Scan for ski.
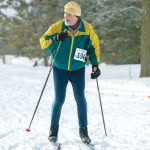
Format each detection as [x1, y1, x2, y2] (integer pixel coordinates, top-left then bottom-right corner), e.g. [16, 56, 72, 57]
[83, 143, 103, 150]
[49, 140, 101, 150]
[50, 142, 61, 150]
[83, 143, 96, 150]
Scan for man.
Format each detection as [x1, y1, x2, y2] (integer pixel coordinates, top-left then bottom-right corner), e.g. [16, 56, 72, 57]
[40, 1, 100, 144]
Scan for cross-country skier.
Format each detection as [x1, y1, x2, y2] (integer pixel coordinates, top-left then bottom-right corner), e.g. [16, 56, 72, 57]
[39, 1, 100, 144]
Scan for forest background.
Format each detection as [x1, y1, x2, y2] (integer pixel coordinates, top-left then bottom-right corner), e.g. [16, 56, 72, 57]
[0, 0, 149, 76]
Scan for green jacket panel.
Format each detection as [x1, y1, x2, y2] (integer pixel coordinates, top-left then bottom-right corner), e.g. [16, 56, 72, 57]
[39, 19, 100, 71]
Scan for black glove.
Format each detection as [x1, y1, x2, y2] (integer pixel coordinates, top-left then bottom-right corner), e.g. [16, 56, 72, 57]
[91, 65, 101, 79]
[56, 30, 68, 41]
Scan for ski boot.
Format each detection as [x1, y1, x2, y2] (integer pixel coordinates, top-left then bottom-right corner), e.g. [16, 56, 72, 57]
[48, 125, 59, 143]
[79, 127, 91, 144]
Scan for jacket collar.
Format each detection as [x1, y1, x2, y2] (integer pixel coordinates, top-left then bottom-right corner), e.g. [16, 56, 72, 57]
[62, 18, 85, 32]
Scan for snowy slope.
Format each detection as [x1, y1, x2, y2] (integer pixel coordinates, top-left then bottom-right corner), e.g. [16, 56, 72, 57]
[0, 57, 150, 150]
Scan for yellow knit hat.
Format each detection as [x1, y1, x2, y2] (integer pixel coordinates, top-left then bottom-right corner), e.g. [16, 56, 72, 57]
[64, 1, 81, 16]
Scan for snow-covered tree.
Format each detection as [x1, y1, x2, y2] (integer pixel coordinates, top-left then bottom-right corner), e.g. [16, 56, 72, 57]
[0, 0, 142, 65]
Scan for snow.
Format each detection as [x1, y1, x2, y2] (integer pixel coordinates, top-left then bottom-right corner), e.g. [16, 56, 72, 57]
[25, 0, 32, 4]
[0, 7, 18, 18]
[0, 0, 31, 18]
[0, 56, 150, 150]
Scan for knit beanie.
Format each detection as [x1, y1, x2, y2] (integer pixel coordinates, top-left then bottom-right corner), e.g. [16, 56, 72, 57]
[64, 1, 81, 16]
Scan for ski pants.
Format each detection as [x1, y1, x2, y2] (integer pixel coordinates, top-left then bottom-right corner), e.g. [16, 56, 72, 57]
[51, 66, 87, 127]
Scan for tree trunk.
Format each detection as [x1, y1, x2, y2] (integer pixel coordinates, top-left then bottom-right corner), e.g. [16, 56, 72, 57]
[140, 0, 150, 77]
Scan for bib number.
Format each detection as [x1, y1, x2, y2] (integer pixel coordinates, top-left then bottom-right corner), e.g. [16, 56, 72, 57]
[74, 48, 87, 62]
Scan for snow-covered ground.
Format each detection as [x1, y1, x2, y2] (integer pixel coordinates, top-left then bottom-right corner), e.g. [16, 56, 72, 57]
[0, 56, 150, 150]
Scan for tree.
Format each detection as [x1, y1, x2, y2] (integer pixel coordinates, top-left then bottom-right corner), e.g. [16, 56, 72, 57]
[0, 0, 142, 64]
[140, 0, 150, 77]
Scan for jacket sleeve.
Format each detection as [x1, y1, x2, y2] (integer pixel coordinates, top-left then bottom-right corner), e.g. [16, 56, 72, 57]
[39, 24, 59, 53]
[86, 24, 100, 65]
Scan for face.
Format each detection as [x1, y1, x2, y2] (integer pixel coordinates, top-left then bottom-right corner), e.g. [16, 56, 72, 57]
[64, 12, 78, 26]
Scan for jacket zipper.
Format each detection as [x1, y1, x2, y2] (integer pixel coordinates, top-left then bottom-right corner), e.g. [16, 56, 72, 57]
[67, 35, 74, 70]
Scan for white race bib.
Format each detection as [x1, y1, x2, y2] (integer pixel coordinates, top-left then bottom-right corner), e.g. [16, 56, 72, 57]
[74, 48, 87, 62]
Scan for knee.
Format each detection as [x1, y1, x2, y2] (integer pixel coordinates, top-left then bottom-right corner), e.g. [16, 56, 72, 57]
[74, 90, 85, 101]
[75, 95, 87, 106]
[54, 96, 65, 107]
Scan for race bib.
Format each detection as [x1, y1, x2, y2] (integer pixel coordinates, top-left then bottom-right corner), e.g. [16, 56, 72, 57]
[74, 48, 87, 62]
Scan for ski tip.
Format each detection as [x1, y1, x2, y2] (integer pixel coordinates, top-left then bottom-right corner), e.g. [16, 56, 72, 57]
[26, 128, 31, 132]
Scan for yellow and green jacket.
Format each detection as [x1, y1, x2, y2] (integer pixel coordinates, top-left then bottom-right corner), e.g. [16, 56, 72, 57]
[39, 18, 100, 71]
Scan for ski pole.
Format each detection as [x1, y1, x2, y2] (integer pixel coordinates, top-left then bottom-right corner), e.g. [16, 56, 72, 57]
[96, 78, 107, 136]
[26, 41, 61, 132]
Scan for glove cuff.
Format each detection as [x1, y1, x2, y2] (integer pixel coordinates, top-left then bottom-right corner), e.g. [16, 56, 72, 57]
[92, 65, 99, 73]
[92, 64, 98, 68]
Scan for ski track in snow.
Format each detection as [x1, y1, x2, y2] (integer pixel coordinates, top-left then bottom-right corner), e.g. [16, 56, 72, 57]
[0, 61, 150, 150]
